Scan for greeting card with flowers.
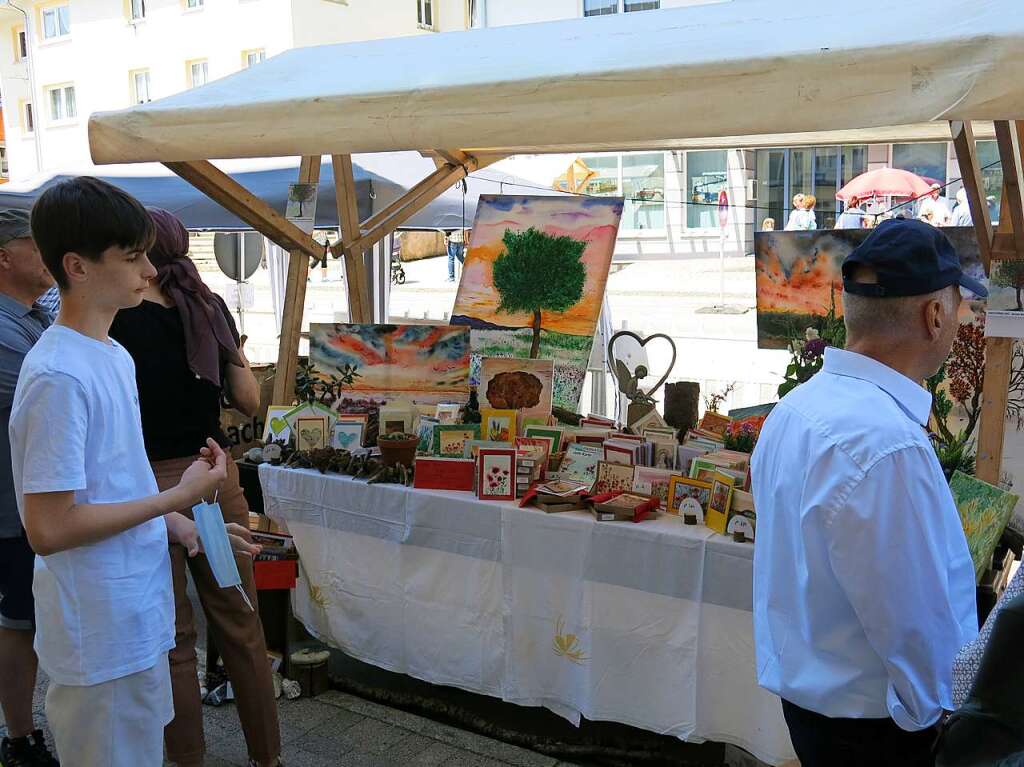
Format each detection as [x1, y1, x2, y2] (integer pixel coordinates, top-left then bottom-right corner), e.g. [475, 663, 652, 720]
[477, 448, 517, 501]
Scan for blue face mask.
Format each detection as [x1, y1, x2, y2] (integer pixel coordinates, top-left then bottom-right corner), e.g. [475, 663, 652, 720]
[192, 501, 254, 612]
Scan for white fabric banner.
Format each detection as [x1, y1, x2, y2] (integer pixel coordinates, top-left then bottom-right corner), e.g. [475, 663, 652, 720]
[260, 465, 794, 764]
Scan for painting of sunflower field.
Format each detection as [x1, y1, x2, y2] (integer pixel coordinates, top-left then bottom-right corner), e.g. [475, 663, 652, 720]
[949, 470, 1020, 583]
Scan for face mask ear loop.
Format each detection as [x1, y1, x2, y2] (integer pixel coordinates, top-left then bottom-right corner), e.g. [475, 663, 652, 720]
[236, 585, 255, 613]
[213, 488, 219, 506]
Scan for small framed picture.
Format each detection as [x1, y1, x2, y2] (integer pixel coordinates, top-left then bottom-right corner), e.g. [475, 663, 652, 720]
[523, 425, 565, 453]
[331, 420, 364, 451]
[705, 471, 736, 535]
[481, 408, 517, 442]
[592, 460, 635, 495]
[667, 476, 712, 515]
[477, 448, 517, 501]
[295, 415, 328, 451]
[433, 424, 482, 458]
[262, 404, 294, 444]
[435, 403, 462, 424]
[416, 417, 440, 453]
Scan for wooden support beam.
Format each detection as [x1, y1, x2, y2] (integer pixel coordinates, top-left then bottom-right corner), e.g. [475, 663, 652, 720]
[995, 121, 1024, 254]
[976, 337, 1014, 484]
[163, 160, 320, 259]
[331, 154, 371, 324]
[272, 156, 322, 405]
[950, 120, 994, 272]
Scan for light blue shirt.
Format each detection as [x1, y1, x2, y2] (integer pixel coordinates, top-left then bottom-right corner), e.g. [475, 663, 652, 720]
[751, 348, 977, 730]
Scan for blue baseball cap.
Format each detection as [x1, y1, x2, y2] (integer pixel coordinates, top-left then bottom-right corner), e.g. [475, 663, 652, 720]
[842, 218, 988, 299]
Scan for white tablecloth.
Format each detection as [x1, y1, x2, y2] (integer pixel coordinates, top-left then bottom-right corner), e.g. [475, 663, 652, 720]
[259, 465, 795, 764]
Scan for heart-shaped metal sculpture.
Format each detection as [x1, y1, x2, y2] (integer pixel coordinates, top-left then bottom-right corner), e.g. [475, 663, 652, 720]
[607, 330, 677, 405]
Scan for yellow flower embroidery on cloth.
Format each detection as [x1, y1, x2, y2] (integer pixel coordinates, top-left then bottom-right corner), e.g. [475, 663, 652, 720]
[552, 616, 588, 665]
[308, 583, 329, 610]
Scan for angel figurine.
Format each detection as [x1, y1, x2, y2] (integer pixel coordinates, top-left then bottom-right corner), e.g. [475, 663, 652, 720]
[614, 360, 656, 408]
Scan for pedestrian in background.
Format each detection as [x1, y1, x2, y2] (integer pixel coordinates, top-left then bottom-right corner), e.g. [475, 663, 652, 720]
[446, 228, 466, 282]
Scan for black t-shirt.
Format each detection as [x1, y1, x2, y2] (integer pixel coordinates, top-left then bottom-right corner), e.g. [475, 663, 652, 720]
[110, 296, 240, 461]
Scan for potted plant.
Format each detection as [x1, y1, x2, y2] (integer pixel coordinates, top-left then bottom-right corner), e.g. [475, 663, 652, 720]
[377, 431, 419, 467]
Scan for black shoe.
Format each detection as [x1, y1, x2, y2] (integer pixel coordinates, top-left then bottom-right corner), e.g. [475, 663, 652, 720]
[0, 730, 59, 766]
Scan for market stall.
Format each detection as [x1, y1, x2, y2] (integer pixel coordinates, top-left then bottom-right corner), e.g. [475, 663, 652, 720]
[85, 3, 1024, 765]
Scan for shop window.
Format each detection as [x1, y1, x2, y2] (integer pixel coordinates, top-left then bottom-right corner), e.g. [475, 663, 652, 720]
[581, 153, 666, 233]
[41, 5, 71, 40]
[892, 142, 947, 186]
[23, 102, 34, 133]
[686, 150, 727, 229]
[129, 0, 146, 21]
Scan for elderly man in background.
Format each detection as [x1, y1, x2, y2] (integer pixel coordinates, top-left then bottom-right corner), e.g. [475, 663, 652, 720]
[919, 182, 952, 225]
[751, 219, 983, 766]
[0, 209, 59, 766]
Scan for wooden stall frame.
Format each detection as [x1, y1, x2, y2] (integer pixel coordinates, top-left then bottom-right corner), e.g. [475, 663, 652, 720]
[164, 150, 502, 402]
[953, 120, 1024, 485]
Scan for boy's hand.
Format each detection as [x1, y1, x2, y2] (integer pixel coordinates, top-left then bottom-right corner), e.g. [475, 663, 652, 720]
[180, 439, 228, 501]
[165, 512, 200, 557]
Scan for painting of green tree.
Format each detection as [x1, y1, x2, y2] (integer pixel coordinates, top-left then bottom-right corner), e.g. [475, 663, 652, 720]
[949, 470, 1020, 583]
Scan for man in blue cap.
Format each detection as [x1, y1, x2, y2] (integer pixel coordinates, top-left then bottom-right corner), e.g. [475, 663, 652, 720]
[0, 208, 59, 766]
[751, 218, 986, 765]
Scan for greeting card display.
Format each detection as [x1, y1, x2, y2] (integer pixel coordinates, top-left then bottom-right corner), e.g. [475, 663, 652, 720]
[556, 443, 603, 487]
[432, 424, 481, 458]
[295, 415, 328, 451]
[416, 416, 439, 453]
[481, 408, 517, 442]
[667, 476, 712, 516]
[413, 457, 476, 491]
[523, 425, 565, 454]
[477, 448, 517, 501]
[331, 421, 364, 451]
[462, 439, 514, 459]
[592, 461, 635, 495]
[705, 471, 736, 534]
[263, 405, 293, 444]
[631, 466, 676, 509]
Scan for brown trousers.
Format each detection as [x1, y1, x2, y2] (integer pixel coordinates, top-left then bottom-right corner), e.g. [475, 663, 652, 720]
[152, 457, 281, 767]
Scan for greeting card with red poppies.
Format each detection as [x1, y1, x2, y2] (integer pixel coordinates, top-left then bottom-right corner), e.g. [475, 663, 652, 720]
[476, 448, 517, 501]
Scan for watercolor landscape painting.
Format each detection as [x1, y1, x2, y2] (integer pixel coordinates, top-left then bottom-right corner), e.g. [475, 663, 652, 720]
[754, 227, 986, 349]
[309, 323, 470, 405]
[949, 470, 1019, 583]
[450, 195, 622, 409]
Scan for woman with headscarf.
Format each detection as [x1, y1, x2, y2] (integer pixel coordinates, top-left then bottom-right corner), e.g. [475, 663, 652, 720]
[109, 209, 281, 767]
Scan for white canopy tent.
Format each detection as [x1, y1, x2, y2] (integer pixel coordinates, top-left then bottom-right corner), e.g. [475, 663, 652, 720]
[89, 0, 1022, 163]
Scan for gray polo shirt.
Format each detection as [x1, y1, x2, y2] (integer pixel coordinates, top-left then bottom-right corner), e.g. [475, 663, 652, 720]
[0, 292, 53, 537]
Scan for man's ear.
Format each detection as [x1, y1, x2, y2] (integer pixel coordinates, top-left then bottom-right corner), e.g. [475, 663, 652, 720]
[0, 247, 11, 272]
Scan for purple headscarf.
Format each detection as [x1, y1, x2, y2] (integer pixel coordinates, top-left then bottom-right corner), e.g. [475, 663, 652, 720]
[147, 207, 241, 387]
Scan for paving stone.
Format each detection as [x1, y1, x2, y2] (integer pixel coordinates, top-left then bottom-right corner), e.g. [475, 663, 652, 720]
[441, 753, 517, 767]
[384, 734, 460, 766]
[415, 719, 557, 767]
[277, 697, 362, 743]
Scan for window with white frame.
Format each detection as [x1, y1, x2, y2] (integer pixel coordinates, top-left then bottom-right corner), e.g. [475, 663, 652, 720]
[41, 5, 71, 40]
[244, 49, 266, 68]
[0, 147, 9, 179]
[23, 102, 34, 132]
[131, 70, 151, 104]
[186, 0, 204, 7]
[130, 0, 146, 21]
[581, 153, 666, 232]
[188, 60, 208, 88]
[46, 84, 76, 121]
[14, 27, 27, 61]
[686, 150, 728, 229]
[583, 0, 659, 16]
[416, 0, 434, 28]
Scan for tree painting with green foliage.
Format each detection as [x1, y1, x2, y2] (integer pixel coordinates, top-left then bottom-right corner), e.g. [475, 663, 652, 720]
[992, 259, 1024, 311]
[492, 227, 587, 358]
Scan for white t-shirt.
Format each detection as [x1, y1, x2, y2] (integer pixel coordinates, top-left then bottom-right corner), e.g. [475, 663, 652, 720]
[9, 324, 173, 686]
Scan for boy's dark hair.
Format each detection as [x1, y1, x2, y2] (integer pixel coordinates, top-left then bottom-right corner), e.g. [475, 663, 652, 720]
[31, 176, 155, 290]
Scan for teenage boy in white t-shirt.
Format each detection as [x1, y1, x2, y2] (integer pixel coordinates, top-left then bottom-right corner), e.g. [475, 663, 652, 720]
[9, 177, 259, 766]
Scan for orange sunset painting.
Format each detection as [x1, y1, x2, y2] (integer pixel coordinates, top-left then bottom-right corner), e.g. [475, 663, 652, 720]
[755, 228, 985, 349]
[309, 323, 471, 405]
[451, 195, 623, 408]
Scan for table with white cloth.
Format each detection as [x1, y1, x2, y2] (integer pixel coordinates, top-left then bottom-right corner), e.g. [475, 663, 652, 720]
[258, 465, 795, 765]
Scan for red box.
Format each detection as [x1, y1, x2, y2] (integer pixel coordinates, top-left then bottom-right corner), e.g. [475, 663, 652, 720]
[254, 559, 297, 590]
[413, 457, 475, 491]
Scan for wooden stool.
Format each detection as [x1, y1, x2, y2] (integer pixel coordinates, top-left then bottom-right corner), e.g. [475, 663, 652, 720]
[289, 648, 330, 697]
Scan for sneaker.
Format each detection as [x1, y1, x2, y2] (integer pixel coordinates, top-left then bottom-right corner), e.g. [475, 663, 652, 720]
[1, 730, 59, 766]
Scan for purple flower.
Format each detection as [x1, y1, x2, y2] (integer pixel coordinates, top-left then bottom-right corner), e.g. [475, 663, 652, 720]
[803, 338, 827, 359]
